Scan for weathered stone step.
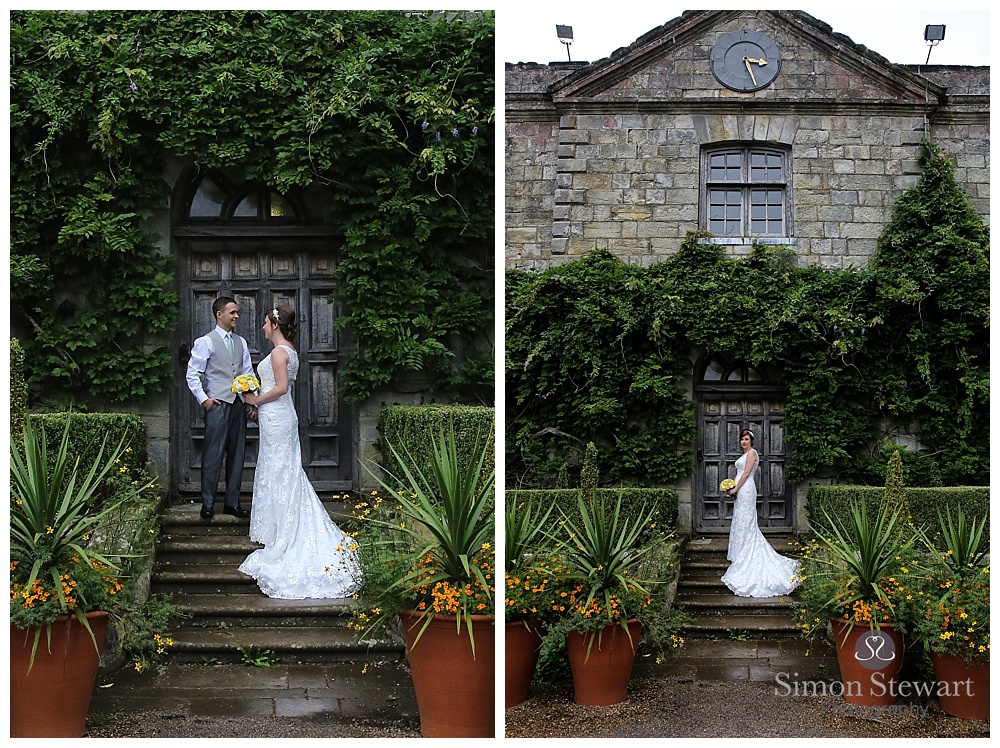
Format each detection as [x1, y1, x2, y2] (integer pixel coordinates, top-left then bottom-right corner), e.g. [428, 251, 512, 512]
[681, 614, 801, 638]
[157, 536, 263, 554]
[683, 558, 731, 570]
[163, 501, 357, 525]
[155, 551, 261, 566]
[684, 536, 802, 553]
[677, 591, 796, 605]
[159, 523, 263, 538]
[174, 593, 354, 617]
[165, 625, 399, 664]
[151, 565, 259, 595]
[168, 593, 356, 629]
[675, 593, 796, 617]
[677, 577, 730, 591]
[153, 566, 257, 584]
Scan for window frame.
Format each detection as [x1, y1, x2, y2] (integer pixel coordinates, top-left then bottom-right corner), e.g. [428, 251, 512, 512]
[185, 170, 305, 223]
[700, 143, 793, 238]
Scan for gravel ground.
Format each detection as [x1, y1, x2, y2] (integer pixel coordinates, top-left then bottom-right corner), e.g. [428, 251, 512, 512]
[504, 675, 990, 738]
[84, 675, 989, 738]
[86, 710, 420, 738]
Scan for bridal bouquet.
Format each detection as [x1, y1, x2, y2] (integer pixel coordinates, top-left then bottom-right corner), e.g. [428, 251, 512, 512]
[719, 479, 736, 492]
[231, 374, 260, 415]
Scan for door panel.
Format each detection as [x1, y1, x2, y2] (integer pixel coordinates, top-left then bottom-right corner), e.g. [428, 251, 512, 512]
[695, 393, 791, 531]
[176, 238, 352, 494]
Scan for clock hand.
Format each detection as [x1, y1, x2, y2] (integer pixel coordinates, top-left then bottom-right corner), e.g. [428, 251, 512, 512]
[745, 56, 768, 67]
[743, 57, 758, 86]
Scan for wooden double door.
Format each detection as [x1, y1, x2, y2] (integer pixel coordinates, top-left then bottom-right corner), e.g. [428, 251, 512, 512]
[695, 390, 792, 533]
[175, 235, 353, 495]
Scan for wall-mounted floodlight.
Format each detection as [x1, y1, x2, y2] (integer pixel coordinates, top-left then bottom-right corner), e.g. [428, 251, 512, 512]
[557, 25, 573, 61]
[924, 24, 945, 64]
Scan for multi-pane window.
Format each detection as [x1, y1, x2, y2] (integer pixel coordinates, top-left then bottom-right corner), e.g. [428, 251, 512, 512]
[703, 146, 790, 237]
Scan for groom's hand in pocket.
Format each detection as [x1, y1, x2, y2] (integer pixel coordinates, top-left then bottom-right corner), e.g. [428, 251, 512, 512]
[203, 398, 219, 410]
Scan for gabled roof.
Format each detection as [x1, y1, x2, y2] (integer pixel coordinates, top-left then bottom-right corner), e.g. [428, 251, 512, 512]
[546, 10, 946, 104]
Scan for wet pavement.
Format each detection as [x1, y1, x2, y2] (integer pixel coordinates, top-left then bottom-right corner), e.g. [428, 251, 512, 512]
[87, 659, 421, 738]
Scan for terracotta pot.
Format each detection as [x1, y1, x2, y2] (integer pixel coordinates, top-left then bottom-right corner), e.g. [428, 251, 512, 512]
[565, 618, 642, 706]
[505, 619, 543, 709]
[930, 651, 990, 720]
[10, 611, 110, 738]
[400, 610, 495, 738]
[830, 619, 905, 707]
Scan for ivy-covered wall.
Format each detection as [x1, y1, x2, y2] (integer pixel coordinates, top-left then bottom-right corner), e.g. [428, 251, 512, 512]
[11, 10, 494, 408]
[506, 145, 988, 505]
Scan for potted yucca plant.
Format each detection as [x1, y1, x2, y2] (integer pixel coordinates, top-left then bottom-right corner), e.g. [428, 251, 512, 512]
[10, 416, 137, 737]
[351, 421, 495, 738]
[909, 505, 989, 720]
[504, 497, 554, 708]
[795, 499, 919, 708]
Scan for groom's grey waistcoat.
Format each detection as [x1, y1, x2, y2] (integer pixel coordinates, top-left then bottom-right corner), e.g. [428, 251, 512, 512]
[203, 330, 246, 403]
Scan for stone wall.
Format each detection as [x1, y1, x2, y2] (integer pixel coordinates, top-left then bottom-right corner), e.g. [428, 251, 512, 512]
[506, 10, 989, 271]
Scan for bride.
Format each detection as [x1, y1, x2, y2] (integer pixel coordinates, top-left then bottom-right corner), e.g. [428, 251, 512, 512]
[720, 429, 800, 598]
[239, 306, 359, 599]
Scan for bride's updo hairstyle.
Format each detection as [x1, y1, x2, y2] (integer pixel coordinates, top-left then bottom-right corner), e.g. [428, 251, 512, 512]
[740, 428, 755, 446]
[266, 305, 298, 344]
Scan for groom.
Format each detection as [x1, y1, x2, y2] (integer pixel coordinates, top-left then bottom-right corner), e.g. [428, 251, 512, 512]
[185, 296, 253, 520]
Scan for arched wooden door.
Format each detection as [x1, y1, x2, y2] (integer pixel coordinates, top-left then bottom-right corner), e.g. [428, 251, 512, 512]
[172, 170, 353, 496]
[694, 354, 792, 533]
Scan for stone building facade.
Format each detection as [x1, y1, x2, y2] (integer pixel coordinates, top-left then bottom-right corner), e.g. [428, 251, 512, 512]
[505, 10, 989, 533]
[506, 9, 989, 271]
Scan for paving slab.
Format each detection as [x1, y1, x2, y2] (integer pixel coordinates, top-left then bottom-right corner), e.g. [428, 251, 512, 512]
[90, 660, 419, 728]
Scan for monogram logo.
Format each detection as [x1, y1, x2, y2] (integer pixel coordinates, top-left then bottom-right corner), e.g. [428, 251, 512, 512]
[854, 630, 897, 671]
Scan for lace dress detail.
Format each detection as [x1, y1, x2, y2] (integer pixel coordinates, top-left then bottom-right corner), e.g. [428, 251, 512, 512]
[720, 450, 801, 598]
[238, 345, 359, 599]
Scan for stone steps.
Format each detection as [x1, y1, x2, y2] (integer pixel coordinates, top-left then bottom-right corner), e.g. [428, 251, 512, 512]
[151, 501, 402, 664]
[675, 534, 802, 639]
[165, 627, 400, 664]
[637, 636, 838, 682]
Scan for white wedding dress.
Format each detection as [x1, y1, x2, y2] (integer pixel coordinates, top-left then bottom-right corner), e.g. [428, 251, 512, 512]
[238, 345, 359, 599]
[720, 450, 800, 598]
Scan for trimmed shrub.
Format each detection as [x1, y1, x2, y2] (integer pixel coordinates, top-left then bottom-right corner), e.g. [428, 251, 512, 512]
[10, 338, 28, 446]
[377, 404, 495, 488]
[806, 484, 988, 545]
[27, 412, 153, 507]
[507, 487, 679, 544]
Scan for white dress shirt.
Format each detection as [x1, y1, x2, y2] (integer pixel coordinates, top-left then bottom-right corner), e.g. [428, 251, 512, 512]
[186, 325, 254, 405]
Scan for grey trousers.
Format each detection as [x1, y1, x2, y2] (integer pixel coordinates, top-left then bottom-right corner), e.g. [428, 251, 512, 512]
[201, 399, 246, 510]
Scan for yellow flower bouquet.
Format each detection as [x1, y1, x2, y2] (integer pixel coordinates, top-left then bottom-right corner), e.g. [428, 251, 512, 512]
[231, 374, 260, 415]
[719, 479, 736, 492]
[230, 374, 260, 394]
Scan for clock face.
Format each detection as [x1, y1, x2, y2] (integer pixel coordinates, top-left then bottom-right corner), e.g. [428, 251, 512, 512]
[710, 30, 781, 92]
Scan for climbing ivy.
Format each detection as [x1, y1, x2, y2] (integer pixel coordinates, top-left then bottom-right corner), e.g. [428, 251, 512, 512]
[506, 143, 988, 488]
[10, 10, 494, 404]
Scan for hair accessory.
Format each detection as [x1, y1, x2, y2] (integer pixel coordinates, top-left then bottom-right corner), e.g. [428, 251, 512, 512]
[272, 308, 279, 322]
[746, 430, 754, 438]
